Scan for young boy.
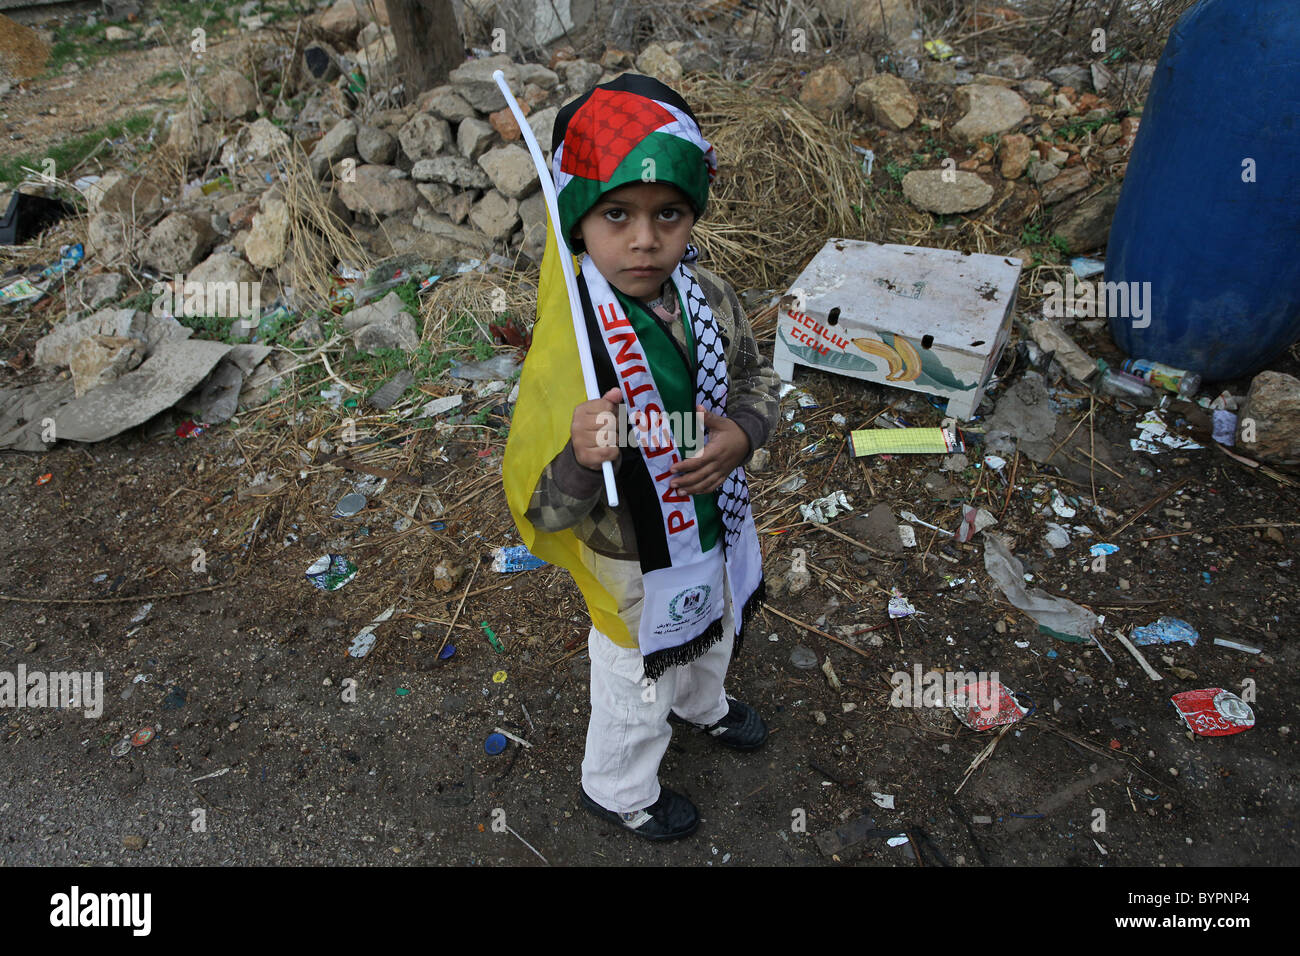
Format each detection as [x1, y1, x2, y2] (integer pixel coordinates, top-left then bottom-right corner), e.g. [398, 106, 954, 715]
[503, 73, 780, 841]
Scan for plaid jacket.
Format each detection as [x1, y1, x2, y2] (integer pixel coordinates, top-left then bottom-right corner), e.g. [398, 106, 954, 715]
[524, 265, 780, 560]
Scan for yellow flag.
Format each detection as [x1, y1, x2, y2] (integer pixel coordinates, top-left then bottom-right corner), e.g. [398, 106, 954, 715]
[502, 217, 636, 647]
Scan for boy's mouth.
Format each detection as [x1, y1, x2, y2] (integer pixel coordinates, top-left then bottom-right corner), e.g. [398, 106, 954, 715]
[626, 267, 659, 276]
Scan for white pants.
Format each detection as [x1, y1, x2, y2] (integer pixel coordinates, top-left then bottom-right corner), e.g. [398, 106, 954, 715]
[579, 549, 734, 814]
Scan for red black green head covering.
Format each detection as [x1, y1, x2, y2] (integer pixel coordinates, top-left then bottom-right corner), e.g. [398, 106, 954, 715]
[551, 73, 717, 256]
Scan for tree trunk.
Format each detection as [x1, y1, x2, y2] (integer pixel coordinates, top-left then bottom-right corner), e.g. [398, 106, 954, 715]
[387, 0, 464, 96]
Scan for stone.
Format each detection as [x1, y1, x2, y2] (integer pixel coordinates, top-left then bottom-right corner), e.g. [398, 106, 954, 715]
[664, 39, 716, 75]
[80, 170, 126, 216]
[411, 208, 493, 253]
[220, 118, 290, 168]
[988, 53, 1033, 79]
[1237, 371, 1300, 464]
[1040, 164, 1091, 204]
[207, 69, 259, 120]
[354, 313, 419, 352]
[303, 41, 341, 82]
[454, 119, 494, 165]
[800, 63, 854, 113]
[950, 84, 1029, 144]
[557, 59, 603, 96]
[318, 0, 362, 42]
[244, 198, 290, 269]
[69, 335, 144, 397]
[356, 125, 397, 165]
[1030, 160, 1060, 184]
[477, 145, 539, 200]
[1049, 182, 1120, 253]
[311, 118, 357, 178]
[414, 181, 453, 207]
[854, 73, 917, 130]
[417, 86, 476, 123]
[74, 273, 126, 311]
[355, 30, 398, 84]
[189, 250, 257, 286]
[448, 54, 522, 112]
[601, 48, 634, 71]
[901, 169, 993, 214]
[337, 165, 422, 217]
[97, 174, 164, 218]
[398, 113, 452, 163]
[86, 212, 129, 266]
[818, 0, 915, 44]
[518, 192, 547, 262]
[1046, 65, 1091, 90]
[747, 447, 770, 472]
[139, 213, 217, 274]
[1018, 78, 1054, 100]
[165, 109, 219, 162]
[488, 104, 527, 142]
[526, 106, 559, 153]
[970, 73, 1017, 88]
[517, 62, 559, 89]
[442, 190, 474, 224]
[411, 155, 491, 189]
[999, 132, 1032, 179]
[468, 190, 520, 240]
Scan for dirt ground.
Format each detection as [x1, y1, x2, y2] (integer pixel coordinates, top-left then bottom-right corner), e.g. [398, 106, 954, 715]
[1, 8, 1297, 870]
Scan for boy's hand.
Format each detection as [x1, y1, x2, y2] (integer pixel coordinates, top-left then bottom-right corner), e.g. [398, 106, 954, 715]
[572, 387, 623, 471]
[668, 405, 751, 495]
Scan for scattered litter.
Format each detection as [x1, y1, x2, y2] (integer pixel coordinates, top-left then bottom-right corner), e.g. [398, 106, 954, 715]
[948, 679, 1029, 731]
[821, 657, 842, 691]
[777, 475, 807, 494]
[1213, 638, 1261, 655]
[333, 493, 367, 518]
[305, 554, 358, 591]
[484, 733, 508, 755]
[1050, 491, 1077, 518]
[1090, 543, 1119, 557]
[800, 489, 852, 524]
[1132, 616, 1199, 648]
[130, 727, 155, 748]
[924, 38, 954, 59]
[1171, 688, 1255, 736]
[110, 738, 132, 758]
[872, 792, 896, 809]
[898, 510, 954, 537]
[1043, 523, 1071, 550]
[1109, 629, 1163, 681]
[1121, 359, 1201, 400]
[347, 606, 395, 658]
[983, 534, 1098, 641]
[492, 670, 508, 684]
[491, 544, 547, 573]
[130, 603, 152, 624]
[35, 473, 53, 485]
[439, 644, 456, 660]
[898, 524, 917, 548]
[415, 393, 464, 419]
[1070, 257, 1105, 279]
[886, 835, 910, 848]
[481, 622, 504, 653]
[367, 370, 414, 410]
[448, 354, 521, 381]
[1132, 410, 1204, 453]
[1028, 319, 1097, 384]
[396, 687, 411, 696]
[849, 426, 963, 458]
[954, 505, 997, 543]
[887, 590, 915, 619]
[790, 645, 818, 669]
[175, 420, 209, 438]
[1211, 409, 1237, 445]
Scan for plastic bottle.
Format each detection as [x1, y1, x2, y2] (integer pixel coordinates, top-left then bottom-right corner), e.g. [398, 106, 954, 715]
[1121, 359, 1201, 400]
[1094, 361, 1156, 403]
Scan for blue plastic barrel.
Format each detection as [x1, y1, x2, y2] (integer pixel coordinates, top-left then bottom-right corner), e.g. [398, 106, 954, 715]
[1105, 0, 1300, 382]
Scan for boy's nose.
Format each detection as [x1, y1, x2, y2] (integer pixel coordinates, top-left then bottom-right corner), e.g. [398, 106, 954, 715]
[629, 216, 659, 250]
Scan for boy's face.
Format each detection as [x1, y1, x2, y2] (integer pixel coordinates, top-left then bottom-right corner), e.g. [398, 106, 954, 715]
[572, 182, 696, 301]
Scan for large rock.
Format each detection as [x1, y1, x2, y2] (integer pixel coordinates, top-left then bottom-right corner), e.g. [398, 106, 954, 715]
[999, 132, 1033, 179]
[988, 53, 1034, 79]
[902, 169, 993, 214]
[317, 0, 364, 43]
[398, 113, 452, 163]
[69, 335, 144, 398]
[468, 190, 521, 240]
[517, 62, 559, 90]
[207, 69, 259, 119]
[800, 63, 854, 113]
[138, 213, 217, 274]
[86, 212, 130, 266]
[412, 208, 494, 253]
[189, 250, 257, 286]
[1237, 371, 1300, 464]
[1049, 182, 1120, 253]
[854, 72, 917, 130]
[417, 86, 476, 123]
[356, 124, 397, 165]
[635, 44, 683, 86]
[97, 174, 164, 218]
[557, 59, 602, 96]
[311, 118, 357, 178]
[519, 192, 546, 262]
[165, 109, 219, 163]
[221, 117, 290, 168]
[950, 84, 1030, 144]
[244, 198, 290, 269]
[526, 106, 559, 153]
[73, 272, 127, 312]
[1040, 164, 1091, 204]
[337, 165, 422, 217]
[344, 291, 420, 352]
[448, 54, 522, 112]
[477, 145, 539, 200]
[412, 155, 491, 189]
[457, 117, 496, 161]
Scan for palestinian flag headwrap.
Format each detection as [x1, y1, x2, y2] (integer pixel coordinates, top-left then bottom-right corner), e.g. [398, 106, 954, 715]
[504, 73, 764, 681]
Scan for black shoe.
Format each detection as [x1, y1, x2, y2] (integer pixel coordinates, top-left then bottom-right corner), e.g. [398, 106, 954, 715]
[671, 696, 768, 751]
[579, 786, 699, 841]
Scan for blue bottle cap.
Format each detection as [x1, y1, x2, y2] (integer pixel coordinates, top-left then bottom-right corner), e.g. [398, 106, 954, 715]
[439, 644, 456, 660]
[484, 733, 507, 755]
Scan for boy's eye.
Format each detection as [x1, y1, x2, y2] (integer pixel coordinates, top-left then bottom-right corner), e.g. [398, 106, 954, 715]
[604, 208, 627, 222]
[660, 208, 683, 221]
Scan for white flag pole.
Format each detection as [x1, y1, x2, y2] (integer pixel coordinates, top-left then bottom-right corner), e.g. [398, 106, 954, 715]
[492, 69, 618, 508]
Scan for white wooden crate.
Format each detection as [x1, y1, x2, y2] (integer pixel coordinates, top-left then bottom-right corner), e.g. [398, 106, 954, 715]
[772, 239, 1022, 420]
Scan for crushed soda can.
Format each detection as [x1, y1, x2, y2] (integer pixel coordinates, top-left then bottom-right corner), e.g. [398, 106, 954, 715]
[110, 738, 133, 758]
[1171, 688, 1254, 737]
[305, 554, 358, 591]
[491, 544, 547, 573]
[1132, 616, 1199, 648]
[333, 493, 367, 518]
[948, 679, 1028, 731]
[887, 590, 915, 619]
